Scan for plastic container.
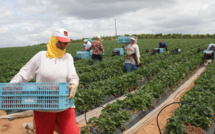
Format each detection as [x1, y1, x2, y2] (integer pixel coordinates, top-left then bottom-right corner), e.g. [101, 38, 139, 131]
[117, 36, 138, 44]
[88, 38, 93, 43]
[0, 82, 74, 110]
[153, 48, 164, 54]
[76, 51, 91, 59]
[204, 50, 213, 54]
[113, 48, 124, 55]
[159, 48, 164, 53]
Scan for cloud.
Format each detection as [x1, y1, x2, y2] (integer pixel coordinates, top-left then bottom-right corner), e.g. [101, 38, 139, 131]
[23, 0, 176, 19]
[0, 0, 215, 48]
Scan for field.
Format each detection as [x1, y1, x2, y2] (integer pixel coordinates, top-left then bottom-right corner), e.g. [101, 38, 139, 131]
[0, 39, 215, 134]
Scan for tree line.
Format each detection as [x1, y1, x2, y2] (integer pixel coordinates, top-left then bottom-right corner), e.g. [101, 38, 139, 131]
[71, 33, 215, 43]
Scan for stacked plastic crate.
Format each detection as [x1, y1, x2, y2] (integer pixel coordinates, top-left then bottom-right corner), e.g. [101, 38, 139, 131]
[117, 36, 138, 44]
[76, 51, 91, 59]
[0, 82, 73, 110]
[153, 48, 164, 54]
[113, 48, 124, 55]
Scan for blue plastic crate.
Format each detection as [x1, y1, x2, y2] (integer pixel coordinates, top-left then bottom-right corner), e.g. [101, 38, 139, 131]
[204, 50, 213, 54]
[117, 36, 138, 44]
[159, 48, 164, 53]
[76, 51, 91, 59]
[0, 82, 74, 110]
[88, 38, 93, 43]
[113, 48, 124, 55]
[154, 48, 164, 53]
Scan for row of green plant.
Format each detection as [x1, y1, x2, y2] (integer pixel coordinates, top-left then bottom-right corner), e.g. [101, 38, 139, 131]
[164, 61, 215, 133]
[0, 39, 211, 83]
[75, 50, 192, 113]
[0, 39, 213, 133]
[80, 50, 203, 133]
[78, 50, 172, 87]
[74, 42, 205, 113]
[77, 40, 207, 88]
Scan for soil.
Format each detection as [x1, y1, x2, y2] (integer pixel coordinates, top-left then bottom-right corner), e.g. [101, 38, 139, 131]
[185, 126, 205, 134]
[0, 110, 33, 134]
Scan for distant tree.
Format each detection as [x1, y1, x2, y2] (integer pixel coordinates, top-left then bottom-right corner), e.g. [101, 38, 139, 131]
[211, 34, 215, 38]
[124, 34, 130, 36]
[155, 33, 163, 39]
[205, 33, 211, 38]
[182, 34, 192, 39]
[163, 34, 171, 39]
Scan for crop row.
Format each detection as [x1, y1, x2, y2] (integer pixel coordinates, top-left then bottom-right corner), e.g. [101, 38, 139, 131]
[80, 49, 203, 133]
[74, 44, 204, 113]
[164, 61, 215, 133]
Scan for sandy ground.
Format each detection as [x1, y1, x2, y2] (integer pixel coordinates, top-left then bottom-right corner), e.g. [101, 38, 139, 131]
[0, 110, 33, 134]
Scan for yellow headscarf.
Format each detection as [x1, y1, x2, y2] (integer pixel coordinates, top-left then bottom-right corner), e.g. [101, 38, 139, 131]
[46, 36, 68, 58]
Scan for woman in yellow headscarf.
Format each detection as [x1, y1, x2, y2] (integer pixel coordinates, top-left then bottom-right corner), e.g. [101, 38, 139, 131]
[10, 28, 80, 134]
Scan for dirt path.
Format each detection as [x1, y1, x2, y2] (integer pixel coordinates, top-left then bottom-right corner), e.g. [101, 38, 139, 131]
[0, 110, 33, 134]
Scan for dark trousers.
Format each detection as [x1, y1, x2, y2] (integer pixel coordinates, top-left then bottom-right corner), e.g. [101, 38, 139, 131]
[92, 54, 103, 64]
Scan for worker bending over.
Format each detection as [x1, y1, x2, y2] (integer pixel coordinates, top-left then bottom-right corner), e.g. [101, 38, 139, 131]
[158, 41, 169, 53]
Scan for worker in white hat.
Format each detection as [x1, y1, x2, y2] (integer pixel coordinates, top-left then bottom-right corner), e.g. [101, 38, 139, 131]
[83, 38, 92, 51]
[125, 36, 141, 72]
[10, 28, 80, 134]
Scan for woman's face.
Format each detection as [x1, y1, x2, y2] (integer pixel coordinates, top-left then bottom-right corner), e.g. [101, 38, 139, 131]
[131, 39, 135, 44]
[56, 41, 68, 50]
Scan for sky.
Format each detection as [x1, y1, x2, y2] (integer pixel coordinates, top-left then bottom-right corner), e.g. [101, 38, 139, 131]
[0, 0, 215, 48]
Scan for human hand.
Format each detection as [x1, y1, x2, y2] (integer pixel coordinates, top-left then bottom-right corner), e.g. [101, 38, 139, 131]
[137, 58, 141, 65]
[69, 83, 78, 99]
[126, 54, 131, 59]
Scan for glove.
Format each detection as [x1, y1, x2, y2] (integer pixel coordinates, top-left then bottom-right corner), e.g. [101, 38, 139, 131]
[69, 83, 78, 99]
